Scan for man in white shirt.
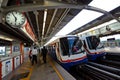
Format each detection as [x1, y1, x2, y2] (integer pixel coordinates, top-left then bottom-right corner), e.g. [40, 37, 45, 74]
[31, 46, 38, 65]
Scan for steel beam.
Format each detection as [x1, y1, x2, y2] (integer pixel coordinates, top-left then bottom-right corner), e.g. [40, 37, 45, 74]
[85, 6, 120, 22]
[1, 1, 85, 12]
[34, 11, 40, 41]
[45, 9, 58, 37]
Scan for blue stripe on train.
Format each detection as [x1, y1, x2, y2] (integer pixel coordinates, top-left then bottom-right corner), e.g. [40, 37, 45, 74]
[60, 58, 88, 70]
[87, 52, 106, 60]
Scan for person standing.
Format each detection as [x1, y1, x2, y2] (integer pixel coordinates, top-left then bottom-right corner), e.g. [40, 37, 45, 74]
[31, 46, 38, 65]
[41, 46, 48, 63]
[28, 49, 32, 62]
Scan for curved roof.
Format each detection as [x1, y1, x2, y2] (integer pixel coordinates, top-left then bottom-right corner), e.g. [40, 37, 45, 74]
[0, 0, 120, 46]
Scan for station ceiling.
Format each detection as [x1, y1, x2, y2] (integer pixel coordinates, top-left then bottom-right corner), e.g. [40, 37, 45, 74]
[0, 0, 120, 46]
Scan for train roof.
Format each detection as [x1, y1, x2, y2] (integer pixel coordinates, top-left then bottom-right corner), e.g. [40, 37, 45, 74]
[79, 35, 98, 39]
[47, 35, 78, 45]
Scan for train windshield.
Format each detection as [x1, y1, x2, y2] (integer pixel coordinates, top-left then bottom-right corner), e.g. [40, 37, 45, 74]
[68, 37, 83, 55]
[60, 36, 83, 56]
[86, 36, 102, 50]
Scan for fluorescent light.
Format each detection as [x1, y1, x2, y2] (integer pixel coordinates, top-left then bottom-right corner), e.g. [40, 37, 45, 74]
[42, 9, 47, 37]
[0, 36, 13, 41]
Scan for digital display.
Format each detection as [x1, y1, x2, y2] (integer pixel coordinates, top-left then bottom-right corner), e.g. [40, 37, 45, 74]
[0, 46, 6, 55]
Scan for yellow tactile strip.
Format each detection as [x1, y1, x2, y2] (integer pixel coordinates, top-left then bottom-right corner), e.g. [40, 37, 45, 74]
[18, 60, 33, 80]
[21, 56, 64, 80]
[20, 66, 33, 80]
[49, 58, 64, 80]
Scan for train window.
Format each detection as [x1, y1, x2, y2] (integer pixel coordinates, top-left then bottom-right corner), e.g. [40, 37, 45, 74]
[82, 40, 87, 49]
[87, 36, 100, 50]
[68, 37, 84, 54]
[59, 36, 84, 56]
[60, 37, 69, 56]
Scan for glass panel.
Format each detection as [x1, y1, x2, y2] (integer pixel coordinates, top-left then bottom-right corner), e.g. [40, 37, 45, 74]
[86, 36, 100, 49]
[60, 36, 85, 56]
[68, 37, 84, 54]
[60, 37, 69, 56]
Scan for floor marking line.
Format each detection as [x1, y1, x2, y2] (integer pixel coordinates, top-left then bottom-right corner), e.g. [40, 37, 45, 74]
[49, 58, 64, 80]
[20, 66, 34, 80]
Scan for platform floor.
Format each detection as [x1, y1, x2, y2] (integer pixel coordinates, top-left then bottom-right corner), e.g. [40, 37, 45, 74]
[29, 57, 60, 80]
[4, 56, 63, 80]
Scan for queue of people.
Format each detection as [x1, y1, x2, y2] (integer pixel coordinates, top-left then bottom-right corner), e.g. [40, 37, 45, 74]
[28, 46, 48, 65]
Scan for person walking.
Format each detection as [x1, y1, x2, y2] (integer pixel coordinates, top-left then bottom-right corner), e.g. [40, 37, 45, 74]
[31, 46, 38, 65]
[41, 46, 48, 63]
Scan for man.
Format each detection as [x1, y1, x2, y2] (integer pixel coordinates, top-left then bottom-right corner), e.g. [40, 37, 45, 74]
[31, 46, 38, 65]
[41, 46, 48, 63]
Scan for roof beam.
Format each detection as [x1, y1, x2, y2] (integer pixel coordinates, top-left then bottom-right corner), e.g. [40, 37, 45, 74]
[85, 6, 120, 22]
[34, 11, 40, 41]
[45, 9, 58, 37]
[1, 1, 85, 12]
[69, 7, 120, 35]
[46, 8, 70, 43]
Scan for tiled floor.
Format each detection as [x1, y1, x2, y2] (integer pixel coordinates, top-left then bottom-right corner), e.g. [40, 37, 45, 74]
[30, 62, 60, 80]
[5, 56, 61, 80]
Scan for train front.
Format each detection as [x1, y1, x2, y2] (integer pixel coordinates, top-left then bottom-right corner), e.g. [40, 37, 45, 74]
[58, 36, 88, 69]
[85, 36, 106, 60]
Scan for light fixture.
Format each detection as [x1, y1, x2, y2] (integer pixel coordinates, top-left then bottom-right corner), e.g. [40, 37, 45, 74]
[0, 36, 13, 41]
[42, 9, 47, 38]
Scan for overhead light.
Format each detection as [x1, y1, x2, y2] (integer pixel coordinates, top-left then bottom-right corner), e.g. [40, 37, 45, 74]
[0, 36, 13, 41]
[42, 9, 47, 38]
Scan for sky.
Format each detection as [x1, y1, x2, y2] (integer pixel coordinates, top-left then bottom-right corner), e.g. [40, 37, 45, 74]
[45, 0, 120, 45]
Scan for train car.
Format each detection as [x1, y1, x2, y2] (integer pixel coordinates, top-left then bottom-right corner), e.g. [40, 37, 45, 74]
[80, 35, 106, 60]
[47, 35, 88, 70]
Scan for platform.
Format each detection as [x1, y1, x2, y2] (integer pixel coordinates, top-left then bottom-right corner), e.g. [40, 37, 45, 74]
[2, 55, 76, 80]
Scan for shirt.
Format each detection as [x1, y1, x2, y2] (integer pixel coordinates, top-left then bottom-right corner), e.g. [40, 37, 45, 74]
[32, 49, 38, 55]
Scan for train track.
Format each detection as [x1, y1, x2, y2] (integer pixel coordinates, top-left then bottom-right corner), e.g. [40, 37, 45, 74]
[69, 53, 120, 80]
[70, 61, 120, 80]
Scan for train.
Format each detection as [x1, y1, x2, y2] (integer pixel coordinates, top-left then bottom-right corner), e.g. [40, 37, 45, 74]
[80, 35, 106, 60]
[47, 35, 88, 70]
